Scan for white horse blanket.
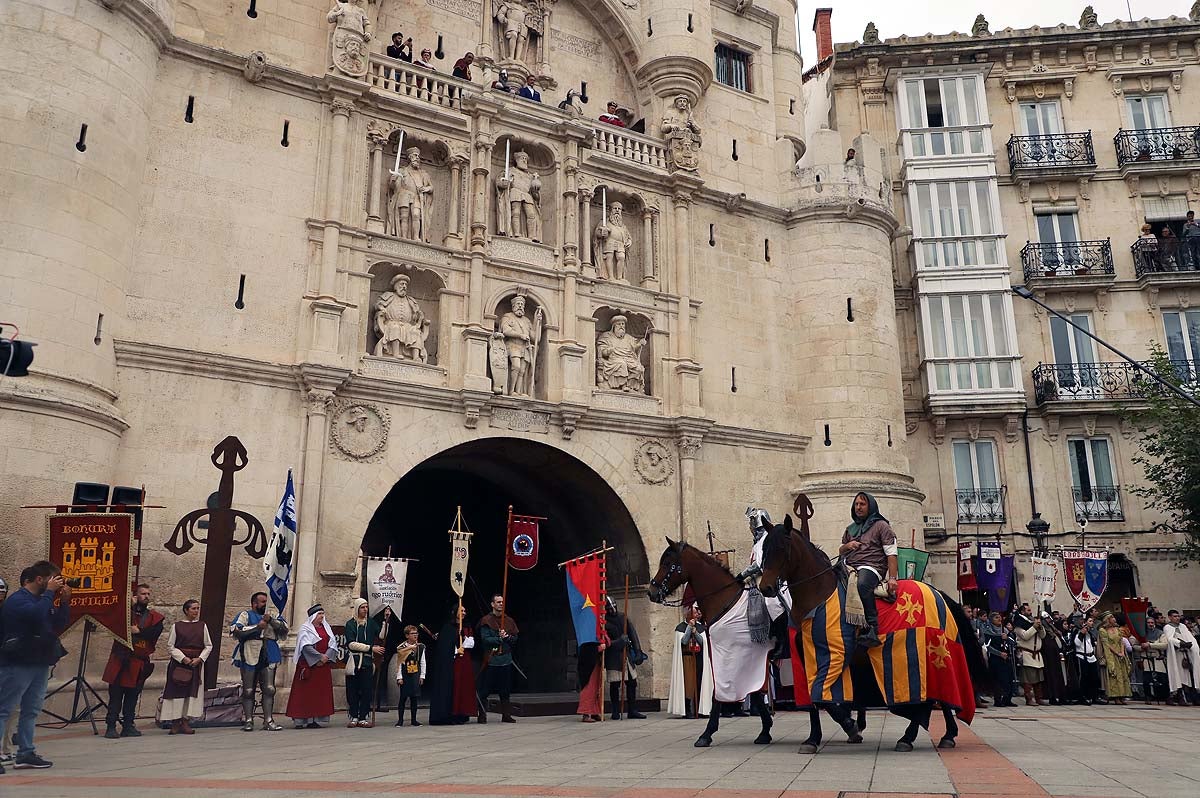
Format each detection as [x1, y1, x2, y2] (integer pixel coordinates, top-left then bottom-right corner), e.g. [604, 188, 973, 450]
[706, 590, 772, 702]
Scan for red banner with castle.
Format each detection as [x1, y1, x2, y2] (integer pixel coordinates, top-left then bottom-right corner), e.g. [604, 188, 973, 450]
[46, 513, 134, 647]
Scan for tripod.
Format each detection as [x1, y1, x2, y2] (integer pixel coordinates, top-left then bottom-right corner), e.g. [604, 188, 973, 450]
[41, 620, 106, 734]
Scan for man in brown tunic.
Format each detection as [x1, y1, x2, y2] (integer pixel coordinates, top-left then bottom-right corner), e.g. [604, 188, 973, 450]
[838, 492, 898, 648]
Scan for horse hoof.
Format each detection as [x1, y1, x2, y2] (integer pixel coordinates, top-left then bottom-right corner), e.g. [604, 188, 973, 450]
[754, 733, 772, 745]
[937, 737, 956, 749]
[894, 740, 914, 752]
[797, 742, 818, 754]
[694, 737, 712, 748]
[847, 732, 864, 744]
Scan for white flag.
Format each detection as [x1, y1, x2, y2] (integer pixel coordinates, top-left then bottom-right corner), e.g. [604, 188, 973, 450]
[366, 557, 409, 616]
[264, 469, 297, 613]
[450, 532, 471, 598]
[1031, 555, 1059, 604]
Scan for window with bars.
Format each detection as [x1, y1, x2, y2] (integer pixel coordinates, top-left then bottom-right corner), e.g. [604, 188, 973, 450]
[714, 44, 751, 92]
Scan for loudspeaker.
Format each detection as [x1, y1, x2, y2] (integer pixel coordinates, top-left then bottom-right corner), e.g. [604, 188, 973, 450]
[110, 486, 144, 531]
[71, 482, 110, 511]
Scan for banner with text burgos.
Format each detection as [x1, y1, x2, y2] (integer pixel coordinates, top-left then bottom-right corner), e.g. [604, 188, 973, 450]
[46, 513, 134, 647]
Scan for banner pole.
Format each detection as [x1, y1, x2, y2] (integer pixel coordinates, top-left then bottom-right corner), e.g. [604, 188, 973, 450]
[620, 573, 630, 719]
[455, 505, 465, 654]
[498, 506, 512, 649]
[599, 540, 606, 721]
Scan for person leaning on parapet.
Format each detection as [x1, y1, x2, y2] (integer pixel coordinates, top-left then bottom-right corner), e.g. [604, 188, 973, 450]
[1183, 210, 1200, 268]
[0, 561, 72, 773]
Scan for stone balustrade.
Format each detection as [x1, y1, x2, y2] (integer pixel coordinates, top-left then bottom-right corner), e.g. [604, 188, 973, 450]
[591, 125, 668, 171]
[368, 54, 466, 110]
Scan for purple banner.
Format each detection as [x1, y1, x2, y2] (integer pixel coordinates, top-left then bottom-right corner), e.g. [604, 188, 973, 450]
[974, 542, 1014, 612]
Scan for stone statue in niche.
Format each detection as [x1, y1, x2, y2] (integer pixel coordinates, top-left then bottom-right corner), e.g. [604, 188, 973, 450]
[495, 1, 534, 62]
[661, 95, 702, 173]
[387, 147, 434, 242]
[373, 273, 430, 362]
[596, 315, 648, 393]
[491, 295, 543, 397]
[592, 201, 634, 282]
[327, 0, 372, 78]
[496, 151, 542, 241]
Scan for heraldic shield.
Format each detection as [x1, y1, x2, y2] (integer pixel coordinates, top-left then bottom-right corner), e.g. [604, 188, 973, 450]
[1064, 550, 1108, 612]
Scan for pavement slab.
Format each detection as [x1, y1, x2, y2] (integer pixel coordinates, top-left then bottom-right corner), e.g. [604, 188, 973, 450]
[1, 704, 1196, 797]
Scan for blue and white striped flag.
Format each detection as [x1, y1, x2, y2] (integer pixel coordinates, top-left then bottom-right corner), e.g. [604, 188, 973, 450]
[264, 469, 297, 613]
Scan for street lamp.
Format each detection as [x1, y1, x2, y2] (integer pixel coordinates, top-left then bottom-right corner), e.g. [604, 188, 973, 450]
[1010, 286, 1200, 409]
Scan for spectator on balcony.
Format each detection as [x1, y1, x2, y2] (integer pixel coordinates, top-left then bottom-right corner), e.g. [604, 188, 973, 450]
[599, 101, 625, 128]
[452, 52, 474, 81]
[518, 82, 541, 103]
[1136, 224, 1161, 271]
[1182, 210, 1200, 268]
[387, 33, 413, 63]
[1160, 227, 1180, 269]
[491, 69, 515, 94]
[414, 48, 435, 71]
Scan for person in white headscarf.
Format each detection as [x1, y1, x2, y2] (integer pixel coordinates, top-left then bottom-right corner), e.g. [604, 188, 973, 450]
[668, 604, 713, 719]
[1162, 609, 1198, 705]
[285, 604, 340, 728]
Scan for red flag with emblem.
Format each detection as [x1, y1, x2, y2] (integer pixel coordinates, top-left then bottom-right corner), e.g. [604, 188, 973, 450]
[507, 513, 541, 571]
[957, 541, 977, 591]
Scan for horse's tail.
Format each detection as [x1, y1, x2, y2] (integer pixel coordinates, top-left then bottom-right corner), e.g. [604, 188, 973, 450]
[942, 592, 991, 694]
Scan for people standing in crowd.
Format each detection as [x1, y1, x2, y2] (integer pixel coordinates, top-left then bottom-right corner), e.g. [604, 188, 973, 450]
[477, 594, 519, 724]
[429, 604, 476, 725]
[160, 599, 212, 735]
[1013, 604, 1047, 706]
[0, 563, 72, 771]
[286, 604, 340, 728]
[668, 604, 712, 719]
[102, 583, 164, 739]
[394, 625, 426, 727]
[373, 606, 397, 712]
[1182, 209, 1200, 267]
[599, 101, 625, 127]
[574, 635, 603, 723]
[452, 52, 474, 81]
[1072, 617, 1101, 705]
[1137, 615, 1169, 701]
[603, 596, 647, 720]
[1041, 615, 1069, 705]
[983, 611, 1015, 707]
[1057, 618, 1082, 703]
[229, 592, 289, 732]
[1161, 609, 1198, 705]
[1097, 612, 1132, 705]
[838, 492, 898, 647]
[344, 598, 383, 728]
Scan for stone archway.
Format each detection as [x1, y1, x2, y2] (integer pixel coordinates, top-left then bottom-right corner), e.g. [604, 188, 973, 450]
[360, 437, 648, 693]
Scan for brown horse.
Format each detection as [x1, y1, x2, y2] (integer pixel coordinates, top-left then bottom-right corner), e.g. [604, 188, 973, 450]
[758, 497, 989, 753]
[647, 538, 775, 747]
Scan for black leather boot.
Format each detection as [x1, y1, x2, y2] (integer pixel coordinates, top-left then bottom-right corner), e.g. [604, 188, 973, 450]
[500, 699, 516, 723]
[626, 679, 646, 719]
[610, 683, 622, 720]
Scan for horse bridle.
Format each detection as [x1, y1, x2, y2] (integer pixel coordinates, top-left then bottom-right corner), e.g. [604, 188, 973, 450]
[649, 554, 743, 610]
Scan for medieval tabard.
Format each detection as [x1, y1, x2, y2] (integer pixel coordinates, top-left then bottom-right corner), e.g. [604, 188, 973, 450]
[160, 619, 212, 721]
[102, 602, 165, 734]
[229, 603, 289, 730]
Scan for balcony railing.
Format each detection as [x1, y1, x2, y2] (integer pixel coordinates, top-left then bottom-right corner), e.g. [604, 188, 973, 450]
[1114, 125, 1200, 167]
[592, 126, 668, 170]
[1020, 239, 1113, 281]
[1131, 236, 1200, 278]
[1007, 132, 1096, 171]
[368, 54, 467, 109]
[1072, 485, 1123, 522]
[1032, 360, 1200, 403]
[955, 488, 1006, 524]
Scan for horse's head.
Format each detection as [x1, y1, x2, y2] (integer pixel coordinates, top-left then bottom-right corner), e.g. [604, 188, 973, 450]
[648, 537, 688, 604]
[758, 513, 803, 598]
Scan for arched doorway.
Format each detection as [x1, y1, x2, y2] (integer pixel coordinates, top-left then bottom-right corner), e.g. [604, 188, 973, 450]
[361, 438, 649, 694]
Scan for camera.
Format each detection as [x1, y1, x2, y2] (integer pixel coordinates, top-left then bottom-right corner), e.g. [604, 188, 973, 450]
[64, 577, 82, 588]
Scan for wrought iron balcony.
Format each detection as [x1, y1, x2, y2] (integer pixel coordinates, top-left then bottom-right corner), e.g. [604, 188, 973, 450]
[1032, 360, 1200, 403]
[1114, 125, 1200, 167]
[955, 488, 1006, 524]
[1072, 485, 1123, 522]
[1020, 240, 1113, 281]
[1007, 132, 1095, 172]
[1131, 236, 1200, 278]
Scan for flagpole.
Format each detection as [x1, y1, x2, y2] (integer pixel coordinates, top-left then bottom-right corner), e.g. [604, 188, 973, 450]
[599, 540, 606, 721]
[498, 505, 512, 651]
[619, 573, 630, 720]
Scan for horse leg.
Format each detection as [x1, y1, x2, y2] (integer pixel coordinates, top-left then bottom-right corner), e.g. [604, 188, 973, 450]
[828, 704, 863, 744]
[938, 707, 958, 749]
[856, 708, 867, 731]
[751, 692, 772, 745]
[797, 707, 822, 754]
[694, 703, 721, 748]
[894, 706, 930, 752]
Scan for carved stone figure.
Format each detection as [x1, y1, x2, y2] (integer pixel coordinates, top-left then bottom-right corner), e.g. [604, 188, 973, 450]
[660, 95, 702, 173]
[329, 402, 390, 461]
[971, 14, 989, 37]
[496, 151, 542, 241]
[1079, 5, 1101, 28]
[596, 315, 648, 393]
[373, 274, 429, 362]
[496, 1, 534, 63]
[494, 295, 542, 397]
[634, 439, 673, 484]
[387, 147, 434, 242]
[1191, 0, 1200, 22]
[327, 0, 372, 78]
[862, 22, 880, 45]
[557, 88, 584, 117]
[592, 202, 634, 282]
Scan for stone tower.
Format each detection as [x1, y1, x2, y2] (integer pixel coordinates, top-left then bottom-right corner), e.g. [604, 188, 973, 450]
[785, 128, 925, 546]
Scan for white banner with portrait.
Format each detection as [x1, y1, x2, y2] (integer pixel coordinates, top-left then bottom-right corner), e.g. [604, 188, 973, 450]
[366, 557, 409, 616]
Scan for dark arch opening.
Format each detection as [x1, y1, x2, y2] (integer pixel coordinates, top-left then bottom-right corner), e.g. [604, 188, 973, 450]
[361, 438, 648, 694]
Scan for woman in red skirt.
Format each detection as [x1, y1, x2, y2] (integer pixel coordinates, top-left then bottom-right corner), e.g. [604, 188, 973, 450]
[286, 604, 340, 729]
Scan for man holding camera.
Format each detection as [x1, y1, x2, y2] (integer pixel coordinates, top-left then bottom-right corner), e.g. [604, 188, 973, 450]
[1162, 609, 1198, 705]
[0, 561, 72, 772]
